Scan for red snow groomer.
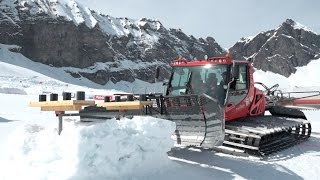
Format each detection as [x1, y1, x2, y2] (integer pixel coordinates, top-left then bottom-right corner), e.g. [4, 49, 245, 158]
[37, 54, 320, 157]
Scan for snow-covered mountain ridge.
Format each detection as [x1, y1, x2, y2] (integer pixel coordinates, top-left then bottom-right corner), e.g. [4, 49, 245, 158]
[0, 0, 224, 85]
[1, 0, 159, 34]
[230, 19, 320, 77]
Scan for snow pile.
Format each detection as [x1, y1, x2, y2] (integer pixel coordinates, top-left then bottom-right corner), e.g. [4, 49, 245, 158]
[1, 117, 176, 180]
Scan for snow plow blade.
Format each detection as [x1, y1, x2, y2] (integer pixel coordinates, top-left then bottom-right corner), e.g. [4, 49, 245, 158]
[79, 94, 225, 148]
[159, 94, 225, 148]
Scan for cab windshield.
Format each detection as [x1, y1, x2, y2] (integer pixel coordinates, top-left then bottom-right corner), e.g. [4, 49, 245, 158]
[167, 65, 229, 99]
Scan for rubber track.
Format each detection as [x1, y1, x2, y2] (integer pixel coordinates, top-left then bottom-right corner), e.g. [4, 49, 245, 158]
[221, 116, 311, 157]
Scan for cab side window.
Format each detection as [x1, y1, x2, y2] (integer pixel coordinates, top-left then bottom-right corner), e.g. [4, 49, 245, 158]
[236, 65, 248, 90]
[230, 64, 248, 90]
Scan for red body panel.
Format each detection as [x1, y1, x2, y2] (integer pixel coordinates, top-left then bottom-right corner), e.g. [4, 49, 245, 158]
[288, 98, 320, 105]
[279, 97, 320, 109]
[225, 64, 265, 121]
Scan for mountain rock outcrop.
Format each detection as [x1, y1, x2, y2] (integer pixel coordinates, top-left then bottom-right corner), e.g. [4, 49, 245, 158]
[229, 19, 320, 77]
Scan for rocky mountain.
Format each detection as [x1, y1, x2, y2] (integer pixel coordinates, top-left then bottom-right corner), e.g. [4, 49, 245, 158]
[1, 1, 319, 85]
[0, 0, 225, 85]
[229, 19, 320, 77]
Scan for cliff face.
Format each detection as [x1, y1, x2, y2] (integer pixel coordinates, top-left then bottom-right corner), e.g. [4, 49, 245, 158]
[229, 19, 320, 77]
[0, 0, 225, 84]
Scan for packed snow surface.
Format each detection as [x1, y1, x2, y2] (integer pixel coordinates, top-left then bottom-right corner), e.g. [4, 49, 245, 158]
[1, 116, 175, 180]
[0, 93, 319, 180]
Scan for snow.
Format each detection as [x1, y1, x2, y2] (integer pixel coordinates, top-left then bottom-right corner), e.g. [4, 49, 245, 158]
[265, 54, 282, 62]
[240, 20, 318, 57]
[63, 59, 166, 74]
[0, 0, 20, 21]
[9, 0, 96, 27]
[281, 34, 295, 39]
[293, 21, 318, 34]
[1, 0, 164, 48]
[237, 36, 255, 44]
[1, 114, 175, 180]
[254, 58, 320, 91]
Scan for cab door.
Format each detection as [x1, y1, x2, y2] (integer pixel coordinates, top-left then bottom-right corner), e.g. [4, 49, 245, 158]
[225, 63, 250, 121]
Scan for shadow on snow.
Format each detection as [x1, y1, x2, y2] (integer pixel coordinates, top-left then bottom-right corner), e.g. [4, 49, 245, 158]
[266, 135, 320, 161]
[0, 117, 16, 123]
[167, 147, 304, 180]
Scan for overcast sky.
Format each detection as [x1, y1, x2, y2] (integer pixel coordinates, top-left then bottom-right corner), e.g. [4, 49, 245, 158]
[76, 0, 320, 48]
